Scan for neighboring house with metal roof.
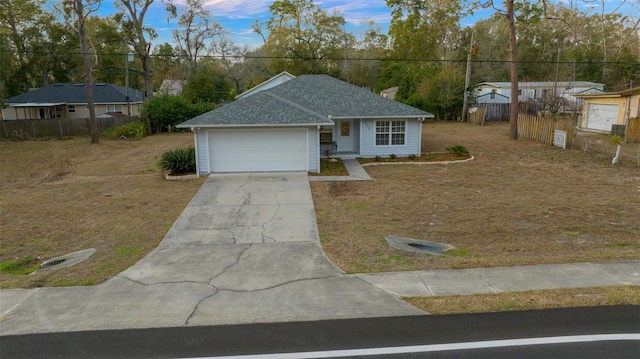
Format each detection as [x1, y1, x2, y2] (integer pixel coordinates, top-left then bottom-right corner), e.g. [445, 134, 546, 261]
[474, 81, 605, 107]
[178, 74, 434, 174]
[2, 83, 144, 120]
[575, 87, 640, 133]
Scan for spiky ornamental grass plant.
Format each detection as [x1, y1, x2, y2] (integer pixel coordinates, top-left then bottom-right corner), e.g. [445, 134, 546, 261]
[158, 146, 196, 174]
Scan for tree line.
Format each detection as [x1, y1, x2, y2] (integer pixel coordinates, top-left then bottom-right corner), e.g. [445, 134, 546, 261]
[2, 0, 639, 123]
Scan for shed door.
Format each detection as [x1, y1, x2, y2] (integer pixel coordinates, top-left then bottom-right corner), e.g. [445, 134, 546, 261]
[208, 129, 308, 172]
[586, 103, 619, 131]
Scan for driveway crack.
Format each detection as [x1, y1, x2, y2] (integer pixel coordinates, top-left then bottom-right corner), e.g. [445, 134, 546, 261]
[261, 194, 280, 243]
[217, 274, 339, 293]
[184, 245, 252, 326]
[114, 275, 213, 287]
[182, 285, 219, 326]
[209, 245, 252, 283]
[235, 175, 251, 193]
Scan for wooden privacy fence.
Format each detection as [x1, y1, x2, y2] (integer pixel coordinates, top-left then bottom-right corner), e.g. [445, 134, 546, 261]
[517, 113, 575, 147]
[468, 106, 487, 125]
[0, 117, 139, 139]
[626, 117, 640, 142]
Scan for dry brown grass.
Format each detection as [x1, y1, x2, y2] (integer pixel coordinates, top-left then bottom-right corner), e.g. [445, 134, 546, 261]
[0, 134, 204, 288]
[405, 286, 640, 314]
[2, 122, 638, 298]
[311, 122, 640, 273]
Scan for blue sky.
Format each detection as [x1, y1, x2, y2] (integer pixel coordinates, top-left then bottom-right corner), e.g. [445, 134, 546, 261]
[95, 0, 637, 50]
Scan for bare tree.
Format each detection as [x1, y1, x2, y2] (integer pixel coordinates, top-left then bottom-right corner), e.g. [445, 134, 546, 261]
[478, 0, 519, 139]
[115, 0, 155, 100]
[214, 33, 251, 95]
[505, 0, 518, 139]
[65, 0, 101, 143]
[115, 0, 159, 134]
[170, 0, 223, 72]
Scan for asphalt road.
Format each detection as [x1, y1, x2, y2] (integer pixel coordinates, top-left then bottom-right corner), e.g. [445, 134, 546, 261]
[1, 305, 638, 358]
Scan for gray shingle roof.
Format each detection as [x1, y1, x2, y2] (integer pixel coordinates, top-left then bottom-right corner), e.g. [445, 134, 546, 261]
[270, 75, 432, 119]
[180, 91, 333, 127]
[178, 74, 433, 128]
[5, 83, 144, 104]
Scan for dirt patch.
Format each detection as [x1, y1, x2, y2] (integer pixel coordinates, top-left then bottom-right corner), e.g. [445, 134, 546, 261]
[311, 122, 640, 274]
[309, 158, 349, 176]
[0, 134, 204, 288]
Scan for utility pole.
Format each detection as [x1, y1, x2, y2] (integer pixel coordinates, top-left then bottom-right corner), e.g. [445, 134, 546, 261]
[125, 51, 132, 120]
[461, 32, 475, 123]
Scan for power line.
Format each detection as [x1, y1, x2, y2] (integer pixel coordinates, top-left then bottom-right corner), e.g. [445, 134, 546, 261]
[0, 49, 638, 66]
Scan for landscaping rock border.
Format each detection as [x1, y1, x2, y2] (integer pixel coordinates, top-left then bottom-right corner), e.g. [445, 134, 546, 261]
[165, 173, 198, 180]
[360, 155, 474, 167]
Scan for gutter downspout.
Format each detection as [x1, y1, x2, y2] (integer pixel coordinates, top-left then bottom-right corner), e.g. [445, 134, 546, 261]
[316, 125, 322, 173]
[417, 117, 425, 155]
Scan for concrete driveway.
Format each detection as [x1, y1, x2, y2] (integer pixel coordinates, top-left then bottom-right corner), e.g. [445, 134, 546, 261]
[0, 172, 423, 335]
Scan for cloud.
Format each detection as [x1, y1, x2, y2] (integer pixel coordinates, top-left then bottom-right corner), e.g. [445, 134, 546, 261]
[203, 0, 273, 18]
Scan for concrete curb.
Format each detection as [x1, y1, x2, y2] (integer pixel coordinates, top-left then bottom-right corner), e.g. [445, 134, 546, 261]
[360, 155, 475, 167]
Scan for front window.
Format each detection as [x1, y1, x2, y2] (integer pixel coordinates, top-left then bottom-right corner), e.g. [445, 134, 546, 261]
[319, 127, 333, 143]
[68, 105, 76, 113]
[376, 120, 405, 146]
[107, 104, 123, 113]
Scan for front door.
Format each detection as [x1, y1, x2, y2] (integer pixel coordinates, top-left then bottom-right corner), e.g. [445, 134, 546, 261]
[337, 120, 353, 152]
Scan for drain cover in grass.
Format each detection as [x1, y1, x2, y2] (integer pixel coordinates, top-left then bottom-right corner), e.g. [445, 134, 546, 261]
[384, 236, 455, 256]
[31, 248, 96, 275]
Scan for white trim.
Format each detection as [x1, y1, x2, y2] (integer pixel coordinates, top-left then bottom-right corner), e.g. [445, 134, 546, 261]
[207, 128, 308, 172]
[331, 115, 433, 120]
[417, 121, 423, 155]
[177, 123, 332, 129]
[315, 126, 321, 173]
[8, 102, 65, 107]
[193, 131, 200, 177]
[307, 128, 311, 171]
[235, 71, 296, 99]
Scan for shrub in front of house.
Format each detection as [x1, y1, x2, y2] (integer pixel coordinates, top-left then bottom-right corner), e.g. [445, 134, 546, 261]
[101, 121, 147, 140]
[157, 146, 196, 174]
[445, 145, 469, 156]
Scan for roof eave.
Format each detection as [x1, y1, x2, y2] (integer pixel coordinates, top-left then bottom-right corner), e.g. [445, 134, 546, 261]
[176, 122, 333, 129]
[330, 114, 434, 120]
[575, 94, 621, 99]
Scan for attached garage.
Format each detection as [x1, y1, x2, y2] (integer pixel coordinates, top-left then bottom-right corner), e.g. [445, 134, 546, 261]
[585, 103, 619, 131]
[208, 128, 308, 172]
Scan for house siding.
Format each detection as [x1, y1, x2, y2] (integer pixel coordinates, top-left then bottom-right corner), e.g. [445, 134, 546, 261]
[308, 127, 320, 173]
[2, 103, 141, 120]
[475, 82, 605, 104]
[359, 119, 422, 157]
[195, 130, 209, 176]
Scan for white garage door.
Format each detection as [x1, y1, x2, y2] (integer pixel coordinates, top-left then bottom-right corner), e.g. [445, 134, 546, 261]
[586, 103, 619, 131]
[208, 129, 308, 172]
